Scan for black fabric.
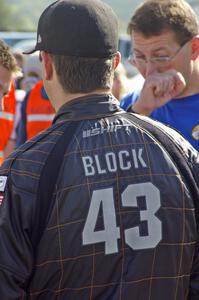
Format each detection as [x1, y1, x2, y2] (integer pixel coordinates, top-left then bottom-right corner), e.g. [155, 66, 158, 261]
[1, 95, 199, 298]
[126, 113, 199, 300]
[53, 93, 124, 123]
[126, 113, 199, 228]
[31, 120, 79, 249]
[24, 0, 118, 58]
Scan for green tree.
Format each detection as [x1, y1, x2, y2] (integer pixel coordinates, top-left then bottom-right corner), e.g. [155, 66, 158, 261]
[0, 0, 32, 31]
[0, 0, 14, 30]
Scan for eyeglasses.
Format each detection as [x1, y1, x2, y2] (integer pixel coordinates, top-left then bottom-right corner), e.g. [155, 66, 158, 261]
[128, 40, 190, 67]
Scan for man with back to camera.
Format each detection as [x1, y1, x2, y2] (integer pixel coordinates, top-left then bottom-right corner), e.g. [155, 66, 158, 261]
[120, 0, 199, 151]
[0, 0, 199, 299]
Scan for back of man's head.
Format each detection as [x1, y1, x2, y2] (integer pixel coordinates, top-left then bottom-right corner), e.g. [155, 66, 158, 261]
[128, 0, 199, 45]
[24, 0, 119, 93]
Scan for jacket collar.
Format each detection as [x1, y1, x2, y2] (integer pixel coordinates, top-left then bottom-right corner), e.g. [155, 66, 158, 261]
[53, 93, 124, 123]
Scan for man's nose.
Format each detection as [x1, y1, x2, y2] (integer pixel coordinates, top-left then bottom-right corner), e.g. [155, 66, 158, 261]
[145, 60, 158, 76]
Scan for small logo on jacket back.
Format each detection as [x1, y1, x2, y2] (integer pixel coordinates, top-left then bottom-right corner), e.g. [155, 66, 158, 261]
[0, 176, 7, 206]
[0, 176, 7, 192]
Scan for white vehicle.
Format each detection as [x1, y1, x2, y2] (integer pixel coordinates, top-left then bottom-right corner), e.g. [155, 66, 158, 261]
[0, 31, 36, 48]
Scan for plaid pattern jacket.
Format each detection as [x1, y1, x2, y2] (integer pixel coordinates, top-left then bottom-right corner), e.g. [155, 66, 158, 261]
[0, 94, 199, 299]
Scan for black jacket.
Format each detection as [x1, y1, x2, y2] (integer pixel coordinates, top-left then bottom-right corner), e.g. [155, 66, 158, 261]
[0, 94, 199, 299]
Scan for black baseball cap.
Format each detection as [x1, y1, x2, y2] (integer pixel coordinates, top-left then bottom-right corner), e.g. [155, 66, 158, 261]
[24, 0, 119, 58]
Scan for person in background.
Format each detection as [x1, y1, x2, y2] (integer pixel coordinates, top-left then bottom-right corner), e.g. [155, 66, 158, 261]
[16, 52, 55, 146]
[21, 52, 42, 91]
[8, 49, 27, 154]
[120, 0, 199, 151]
[13, 50, 24, 70]
[12, 50, 25, 90]
[0, 40, 21, 165]
[112, 62, 132, 100]
[0, 0, 199, 299]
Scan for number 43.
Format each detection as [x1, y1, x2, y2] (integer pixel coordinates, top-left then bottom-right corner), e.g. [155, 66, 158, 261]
[82, 182, 162, 255]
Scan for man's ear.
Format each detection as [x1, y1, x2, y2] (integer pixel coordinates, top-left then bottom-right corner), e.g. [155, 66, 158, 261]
[191, 35, 199, 61]
[113, 51, 121, 70]
[42, 52, 53, 80]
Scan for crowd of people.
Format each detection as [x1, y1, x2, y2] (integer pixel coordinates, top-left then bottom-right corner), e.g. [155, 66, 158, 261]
[0, 0, 199, 298]
[0, 48, 55, 165]
[0, 41, 131, 165]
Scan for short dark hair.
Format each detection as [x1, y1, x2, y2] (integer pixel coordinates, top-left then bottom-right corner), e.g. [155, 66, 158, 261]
[128, 0, 199, 45]
[51, 54, 115, 93]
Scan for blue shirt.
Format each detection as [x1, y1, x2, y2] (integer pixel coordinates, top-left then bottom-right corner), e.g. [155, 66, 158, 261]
[120, 91, 199, 151]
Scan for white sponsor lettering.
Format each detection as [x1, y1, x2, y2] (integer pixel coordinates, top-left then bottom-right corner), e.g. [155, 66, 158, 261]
[82, 123, 132, 138]
[82, 148, 147, 176]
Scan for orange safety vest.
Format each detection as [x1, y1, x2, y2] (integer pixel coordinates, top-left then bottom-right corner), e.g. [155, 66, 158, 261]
[0, 81, 15, 165]
[26, 80, 55, 140]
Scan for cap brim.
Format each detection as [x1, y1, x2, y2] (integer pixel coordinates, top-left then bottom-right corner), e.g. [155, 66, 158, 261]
[23, 46, 38, 55]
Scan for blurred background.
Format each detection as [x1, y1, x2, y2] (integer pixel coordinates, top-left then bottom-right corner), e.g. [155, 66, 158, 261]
[0, 0, 198, 79]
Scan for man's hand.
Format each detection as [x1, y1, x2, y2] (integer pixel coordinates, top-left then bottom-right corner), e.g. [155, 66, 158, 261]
[132, 70, 186, 115]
